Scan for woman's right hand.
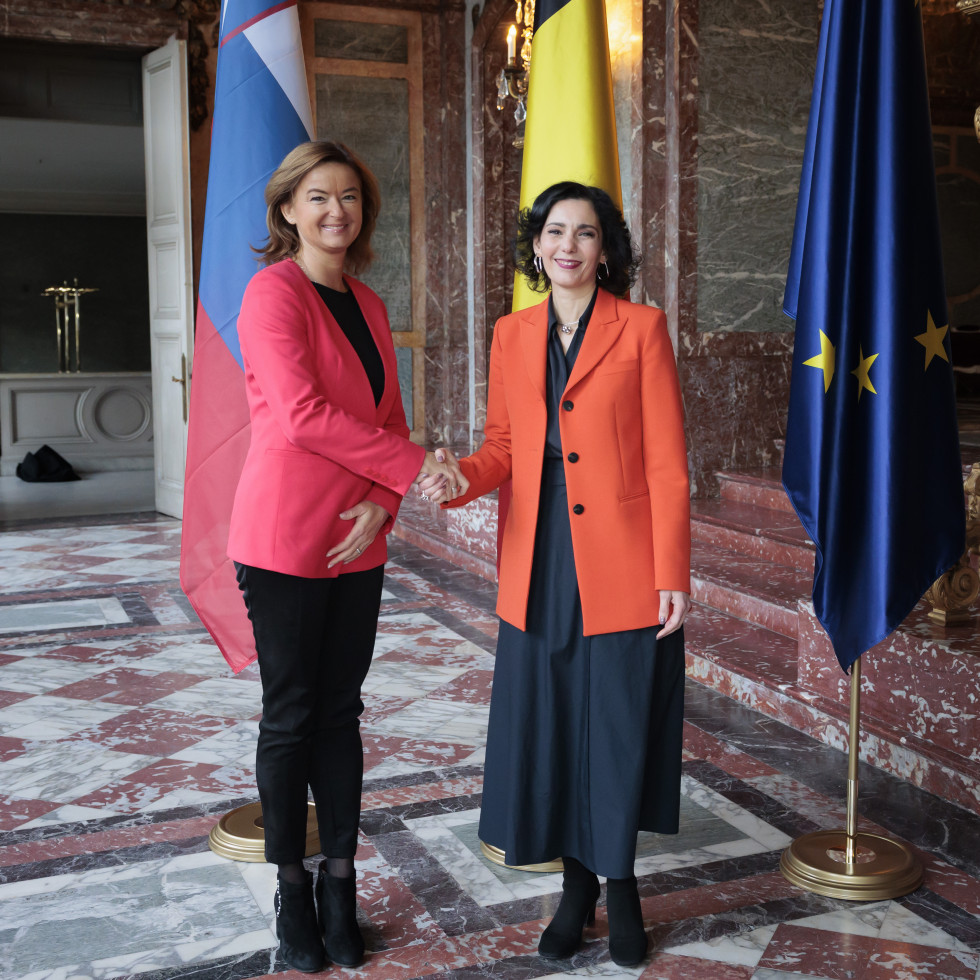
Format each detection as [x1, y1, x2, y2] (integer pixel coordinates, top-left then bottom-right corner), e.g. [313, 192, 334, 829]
[415, 449, 468, 503]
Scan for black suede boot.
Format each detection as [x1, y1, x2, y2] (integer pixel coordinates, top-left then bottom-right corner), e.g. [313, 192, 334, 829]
[274, 872, 325, 973]
[315, 860, 365, 967]
[538, 856, 601, 959]
[605, 874, 647, 967]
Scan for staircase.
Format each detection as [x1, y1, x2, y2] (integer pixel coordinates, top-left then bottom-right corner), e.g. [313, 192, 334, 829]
[686, 468, 980, 818]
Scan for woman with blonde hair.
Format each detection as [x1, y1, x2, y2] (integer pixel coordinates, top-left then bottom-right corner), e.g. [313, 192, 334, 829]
[228, 140, 465, 972]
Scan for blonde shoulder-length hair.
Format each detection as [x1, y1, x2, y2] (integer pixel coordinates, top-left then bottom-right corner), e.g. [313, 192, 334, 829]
[256, 140, 381, 274]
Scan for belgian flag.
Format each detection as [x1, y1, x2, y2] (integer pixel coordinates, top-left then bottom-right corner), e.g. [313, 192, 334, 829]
[512, 0, 622, 312]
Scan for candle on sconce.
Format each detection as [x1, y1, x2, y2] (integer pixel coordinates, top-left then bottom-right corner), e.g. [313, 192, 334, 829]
[506, 25, 517, 64]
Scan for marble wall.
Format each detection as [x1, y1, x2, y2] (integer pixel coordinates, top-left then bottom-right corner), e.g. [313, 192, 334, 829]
[696, 0, 819, 335]
[664, 0, 818, 495]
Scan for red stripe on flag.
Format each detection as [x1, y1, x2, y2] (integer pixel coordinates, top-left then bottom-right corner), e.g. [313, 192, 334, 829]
[180, 303, 255, 672]
[220, 0, 298, 48]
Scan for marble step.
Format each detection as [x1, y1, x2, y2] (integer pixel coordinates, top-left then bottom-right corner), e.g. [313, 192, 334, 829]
[716, 467, 796, 515]
[690, 540, 809, 640]
[691, 497, 815, 573]
[684, 601, 798, 691]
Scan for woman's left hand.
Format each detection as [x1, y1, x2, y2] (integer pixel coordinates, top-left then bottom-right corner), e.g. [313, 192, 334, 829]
[327, 500, 390, 567]
[657, 590, 691, 638]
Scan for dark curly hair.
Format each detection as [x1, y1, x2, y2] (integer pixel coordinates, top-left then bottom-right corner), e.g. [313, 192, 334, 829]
[514, 182, 639, 296]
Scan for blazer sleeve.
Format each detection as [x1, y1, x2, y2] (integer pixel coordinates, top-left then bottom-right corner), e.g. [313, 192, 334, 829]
[443, 317, 514, 507]
[240, 270, 425, 497]
[640, 309, 691, 592]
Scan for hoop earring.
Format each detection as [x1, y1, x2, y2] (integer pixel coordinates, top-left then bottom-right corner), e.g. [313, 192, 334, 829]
[534, 255, 543, 274]
[597, 261, 609, 281]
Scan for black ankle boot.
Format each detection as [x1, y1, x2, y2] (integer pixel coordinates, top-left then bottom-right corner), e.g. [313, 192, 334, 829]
[274, 872, 325, 973]
[538, 857, 601, 959]
[605, 875, 647, 967]
[315, 860, 365, 967]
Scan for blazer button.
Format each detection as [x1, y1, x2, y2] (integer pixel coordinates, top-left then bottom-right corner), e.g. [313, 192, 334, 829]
[562, 399, 574, 411]
[567, 452, 579, 463]
[572, 504, 585, 515]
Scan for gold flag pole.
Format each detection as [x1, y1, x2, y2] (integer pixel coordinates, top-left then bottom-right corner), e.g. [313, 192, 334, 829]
[780, 658, 922, 899]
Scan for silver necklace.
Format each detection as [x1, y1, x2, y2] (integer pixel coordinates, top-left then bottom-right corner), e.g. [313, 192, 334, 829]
[558, 319, 579, 335]
[293, 254, 343, 291]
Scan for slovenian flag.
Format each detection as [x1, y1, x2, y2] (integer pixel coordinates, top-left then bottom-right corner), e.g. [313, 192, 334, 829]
[179, 0, 313, 672]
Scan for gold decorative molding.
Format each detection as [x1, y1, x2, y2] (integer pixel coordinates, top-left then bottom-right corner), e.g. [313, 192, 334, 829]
[955, 0, 980, 17]
[926, 463, 980, 625]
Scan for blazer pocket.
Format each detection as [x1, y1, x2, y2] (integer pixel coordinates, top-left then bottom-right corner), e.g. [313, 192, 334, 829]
[595, 358, 639, 376]
[264, 447, 311, 459]
[619, 488, 650, 503]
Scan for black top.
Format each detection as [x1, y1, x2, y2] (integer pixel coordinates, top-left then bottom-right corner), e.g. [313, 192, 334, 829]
[313, 281, 385, 407]
[544, 288, 599, 460]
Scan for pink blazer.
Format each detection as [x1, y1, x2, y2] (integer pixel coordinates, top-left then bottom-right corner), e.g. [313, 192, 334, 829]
[227, 259, 424, 577]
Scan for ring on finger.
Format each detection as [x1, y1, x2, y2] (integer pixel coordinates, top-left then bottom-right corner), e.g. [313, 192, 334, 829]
[355, 546, 362, 555]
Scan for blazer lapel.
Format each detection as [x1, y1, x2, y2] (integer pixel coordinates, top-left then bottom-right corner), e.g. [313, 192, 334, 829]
[519, 298, 549, 402]
[565, 288, 625, 392]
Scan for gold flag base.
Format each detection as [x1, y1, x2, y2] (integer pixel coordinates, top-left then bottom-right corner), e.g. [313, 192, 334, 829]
[479, 841, 563, 873]
[208, 802, 320, 863]
[780, 830, 922, 901]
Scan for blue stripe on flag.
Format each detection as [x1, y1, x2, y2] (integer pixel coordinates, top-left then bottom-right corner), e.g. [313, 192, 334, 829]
[198, 28, 310, 369]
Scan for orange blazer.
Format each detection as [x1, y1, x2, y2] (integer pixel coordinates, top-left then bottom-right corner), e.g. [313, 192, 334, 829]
[227, 259, 425, 577]
[446, 288, 690, 635]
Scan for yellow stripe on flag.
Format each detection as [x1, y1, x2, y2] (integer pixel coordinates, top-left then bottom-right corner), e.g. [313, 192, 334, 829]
[512, 0, 621, 312]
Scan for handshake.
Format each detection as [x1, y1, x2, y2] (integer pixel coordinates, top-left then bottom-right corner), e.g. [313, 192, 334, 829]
[413, 448, 469, 504]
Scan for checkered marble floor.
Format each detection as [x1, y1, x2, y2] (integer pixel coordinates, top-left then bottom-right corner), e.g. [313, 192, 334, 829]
[0, 514, 979, 980]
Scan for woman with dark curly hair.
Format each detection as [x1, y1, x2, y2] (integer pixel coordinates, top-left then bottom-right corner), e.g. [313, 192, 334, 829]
[439, 181, 690, 967]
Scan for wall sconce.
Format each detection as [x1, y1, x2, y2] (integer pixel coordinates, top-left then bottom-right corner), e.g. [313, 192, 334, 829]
[496, 0, 535, 127]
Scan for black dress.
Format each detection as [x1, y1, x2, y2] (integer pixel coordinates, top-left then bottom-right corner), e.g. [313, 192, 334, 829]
[477, 293, 686, 879]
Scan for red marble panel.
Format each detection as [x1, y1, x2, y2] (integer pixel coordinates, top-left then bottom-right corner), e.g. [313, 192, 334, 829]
[426, 669, 493, 706]
[361, 695, 416, 726]
[863, 944, 978, 980]
[50, 668, 201, 706]
[357, 865, 445, 950]
[756, 923, 880, 978]
[0, 814, 218, 867]
[455, 918, 561, 961]
[64, 706, 237, 756]
[0, 734, 28, 764]
[0, 689, 32, 710]
[361, 733, 476, 774]
[361, 775, 483, 813]
[70, 758, 252, 812]
[0, 794, 58, 831]
[642, 871, 800, 923]
[639, 953, 754, 980]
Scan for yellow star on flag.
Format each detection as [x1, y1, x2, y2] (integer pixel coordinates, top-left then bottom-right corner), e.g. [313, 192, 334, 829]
[803, 330, 836, 393]
[851, 346, 878, 400]
[914, 310, 949, 370]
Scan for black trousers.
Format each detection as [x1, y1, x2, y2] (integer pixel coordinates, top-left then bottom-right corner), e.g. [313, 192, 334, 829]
[235, 562, 384, 865]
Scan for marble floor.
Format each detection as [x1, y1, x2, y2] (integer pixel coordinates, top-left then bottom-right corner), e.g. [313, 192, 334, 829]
[0, 515, 978, 980]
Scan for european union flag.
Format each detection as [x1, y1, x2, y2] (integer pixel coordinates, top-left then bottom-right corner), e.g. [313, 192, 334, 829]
[782, 0, 965, 672]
